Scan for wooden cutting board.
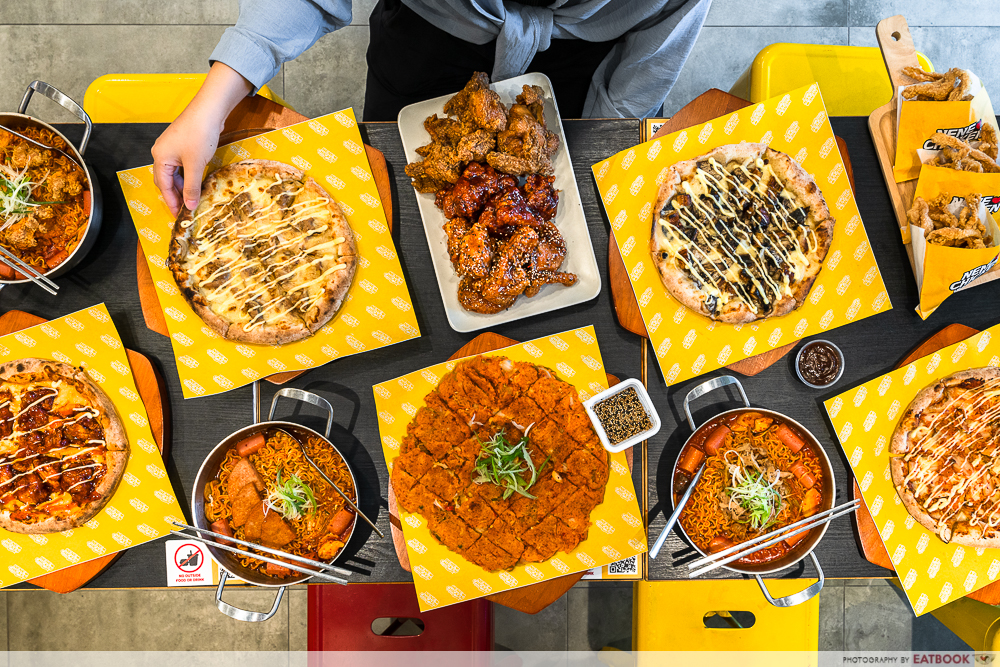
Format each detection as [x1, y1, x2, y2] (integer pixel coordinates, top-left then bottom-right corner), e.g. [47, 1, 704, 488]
[609, 88, 856, 376]
[0, 310, 169, 594]
[850, 322, 1000, 604]
[868, 15, 1000, 291]
[386, 331, 633, 614]
[136, 98, 394, 385]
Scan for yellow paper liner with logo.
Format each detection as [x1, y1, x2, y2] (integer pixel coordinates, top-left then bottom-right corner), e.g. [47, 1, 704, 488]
[892, 73, 999, 182]
[0, 304, 184, 588]
[824, 323, 1000, 616]
[908, 165, 1000, 319]
[118, 109, 420, 399]
[591, 84, 891, 387]
[373, 326, 647, 611]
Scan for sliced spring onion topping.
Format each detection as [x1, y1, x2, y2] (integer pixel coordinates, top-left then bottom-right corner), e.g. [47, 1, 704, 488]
[472, 424, 549, 500]
[264, 468, 317, 520]
[724, 450, 783, 531]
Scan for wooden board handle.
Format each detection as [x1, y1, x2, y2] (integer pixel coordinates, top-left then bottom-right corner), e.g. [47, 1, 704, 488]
[875, 15, 922, 97]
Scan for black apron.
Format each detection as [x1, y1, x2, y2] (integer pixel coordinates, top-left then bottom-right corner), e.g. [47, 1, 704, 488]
[364, 0, 618, 121]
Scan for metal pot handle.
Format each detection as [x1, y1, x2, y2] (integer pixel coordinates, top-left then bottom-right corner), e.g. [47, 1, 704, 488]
[215, 570, 286, 622]
[269, 387, 334, 438]
[19, 81, 93, 156]
[682, 375, 750, 430]
[754, 552, 825, 607]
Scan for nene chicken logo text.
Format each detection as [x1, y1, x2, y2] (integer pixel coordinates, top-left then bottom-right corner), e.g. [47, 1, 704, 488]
[950, 254, 1000, 292]
[923, 120, 983, 150]
[948, 194, 1000, 215]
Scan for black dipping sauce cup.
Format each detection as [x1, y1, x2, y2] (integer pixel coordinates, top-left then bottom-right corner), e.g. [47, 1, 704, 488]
[795, 339, 845, 389]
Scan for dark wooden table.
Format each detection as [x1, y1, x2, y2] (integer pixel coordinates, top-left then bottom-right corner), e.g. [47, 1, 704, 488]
[10, 116, 993, 589]
[5, 119, 643, 588]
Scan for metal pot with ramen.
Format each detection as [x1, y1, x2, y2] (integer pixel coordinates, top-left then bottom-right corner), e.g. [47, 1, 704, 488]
[670, 376, 836, 607]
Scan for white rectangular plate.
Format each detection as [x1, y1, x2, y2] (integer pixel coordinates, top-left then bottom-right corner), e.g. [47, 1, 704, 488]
[397, 73, 601, 332]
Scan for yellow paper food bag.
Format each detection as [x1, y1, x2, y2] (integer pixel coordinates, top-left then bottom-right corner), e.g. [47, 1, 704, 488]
[893, 69, 999, 182]
[908, 165, 1000, 318]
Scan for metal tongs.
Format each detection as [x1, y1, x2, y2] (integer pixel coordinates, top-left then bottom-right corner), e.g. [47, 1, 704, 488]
[170, 520, 351, 584]
[275, 426, 385, 539]
[0, 246, 58, 295]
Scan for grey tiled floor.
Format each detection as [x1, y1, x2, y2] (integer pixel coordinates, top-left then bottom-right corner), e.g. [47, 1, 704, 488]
[1, 0, 996, 653]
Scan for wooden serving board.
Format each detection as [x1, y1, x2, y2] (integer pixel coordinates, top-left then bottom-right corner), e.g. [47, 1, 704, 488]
[609, 89, 856, 376]
[850, 322, 1000, 604]
[136, 98, 394, 385]
[0, 310, 169, 594]
[386, 332, 632, 615]
[868, 15, 1000, 291]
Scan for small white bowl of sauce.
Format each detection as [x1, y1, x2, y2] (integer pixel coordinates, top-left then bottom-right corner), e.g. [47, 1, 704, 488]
[795, 339, 844, 389]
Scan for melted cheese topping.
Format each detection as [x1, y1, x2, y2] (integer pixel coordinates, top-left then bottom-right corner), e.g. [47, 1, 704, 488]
[182, 172, 350, 332]
[901, 375, 1000, 541]
[653, 155, 821, 317]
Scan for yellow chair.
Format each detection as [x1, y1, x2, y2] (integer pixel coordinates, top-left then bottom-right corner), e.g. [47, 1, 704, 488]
[729, 44, 934, 116]
[83, 73, 292, 123]
[632, 580, 820, 666]
[925, 593, 995, 651]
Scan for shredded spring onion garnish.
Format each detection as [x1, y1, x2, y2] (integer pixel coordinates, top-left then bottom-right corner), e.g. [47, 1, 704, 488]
[265, 468, 317, 520]
[724, 450, 783, 530]
[0, 165, 64, 228]
[472, 424, 550, 500]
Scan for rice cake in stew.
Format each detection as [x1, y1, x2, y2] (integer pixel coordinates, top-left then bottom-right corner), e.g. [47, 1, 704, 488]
[391, 356, 610, 571]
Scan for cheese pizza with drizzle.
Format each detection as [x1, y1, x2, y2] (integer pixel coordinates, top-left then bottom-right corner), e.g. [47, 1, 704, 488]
[0, 359, 129, 534]
[168, 159, 357, 345]
[650, 143, 834, 323]
[891, 367, 1000, 547]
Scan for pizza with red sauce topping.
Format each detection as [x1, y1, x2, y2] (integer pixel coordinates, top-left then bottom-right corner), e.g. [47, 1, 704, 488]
[0, 359, 129, 533]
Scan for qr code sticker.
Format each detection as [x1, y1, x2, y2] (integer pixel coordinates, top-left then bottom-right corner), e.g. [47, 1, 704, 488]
[608, 556, 638, 576]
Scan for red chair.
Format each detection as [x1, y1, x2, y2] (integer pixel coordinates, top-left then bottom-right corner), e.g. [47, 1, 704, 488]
[308, 583, 494, 665]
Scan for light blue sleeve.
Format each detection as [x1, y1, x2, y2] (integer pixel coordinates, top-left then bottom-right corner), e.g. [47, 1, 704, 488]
[583, 0, 712, 119]
[210, 0, 353, 92]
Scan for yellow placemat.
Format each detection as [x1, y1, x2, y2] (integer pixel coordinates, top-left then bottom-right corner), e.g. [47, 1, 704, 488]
[118, 109, 420, 399]
[0, 304, 183, 588]
[373, 326, 647, 611]
[593, 84, 892, 385]
[824, 323, 1000, 616]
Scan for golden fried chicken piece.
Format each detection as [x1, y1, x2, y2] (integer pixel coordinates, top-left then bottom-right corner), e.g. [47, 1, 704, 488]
[406, 73, 508, 192]
[486, 97, 560, 176]
[467, 89, 508, 133]
[4, 215, 39, 250]
[44, 169, 83, 201]
[10, 145, 51, 170]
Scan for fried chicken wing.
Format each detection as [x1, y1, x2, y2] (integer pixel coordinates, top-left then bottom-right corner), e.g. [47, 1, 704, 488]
[487, 102, 559, 176]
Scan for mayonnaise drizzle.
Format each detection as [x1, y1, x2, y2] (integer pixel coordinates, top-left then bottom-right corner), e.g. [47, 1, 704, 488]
[655, 156, 818, 316]
[901, 376, 1000, 536]
[182, 174, 350, 330]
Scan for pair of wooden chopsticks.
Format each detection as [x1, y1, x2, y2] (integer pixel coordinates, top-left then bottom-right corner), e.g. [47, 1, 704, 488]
[687, 499, 860, 578]
[170, 520, 351, 585]
[0, 245, 58, 295]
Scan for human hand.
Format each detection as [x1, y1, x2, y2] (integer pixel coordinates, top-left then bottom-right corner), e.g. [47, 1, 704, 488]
[151, 63, 253, 216]
[151, 105, 223, 216]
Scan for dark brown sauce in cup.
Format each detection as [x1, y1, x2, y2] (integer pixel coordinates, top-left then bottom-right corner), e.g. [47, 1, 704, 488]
[798, 341, 841, 387]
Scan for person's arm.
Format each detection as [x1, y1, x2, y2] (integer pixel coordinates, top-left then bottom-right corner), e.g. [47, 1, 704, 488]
[152, 0, 351, 216]
[582, 0, 713, 119]
[151, 62, 252, 215]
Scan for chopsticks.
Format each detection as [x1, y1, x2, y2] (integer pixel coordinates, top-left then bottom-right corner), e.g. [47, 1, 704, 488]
[170, 520, 351, 585]
[0, 245, 58, 295]
[687, 499, 860, 578]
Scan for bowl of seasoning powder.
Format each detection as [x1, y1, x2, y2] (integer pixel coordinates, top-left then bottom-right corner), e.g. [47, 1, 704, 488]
[795, 339, 845, 389]
[583, 378, 661, 453]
